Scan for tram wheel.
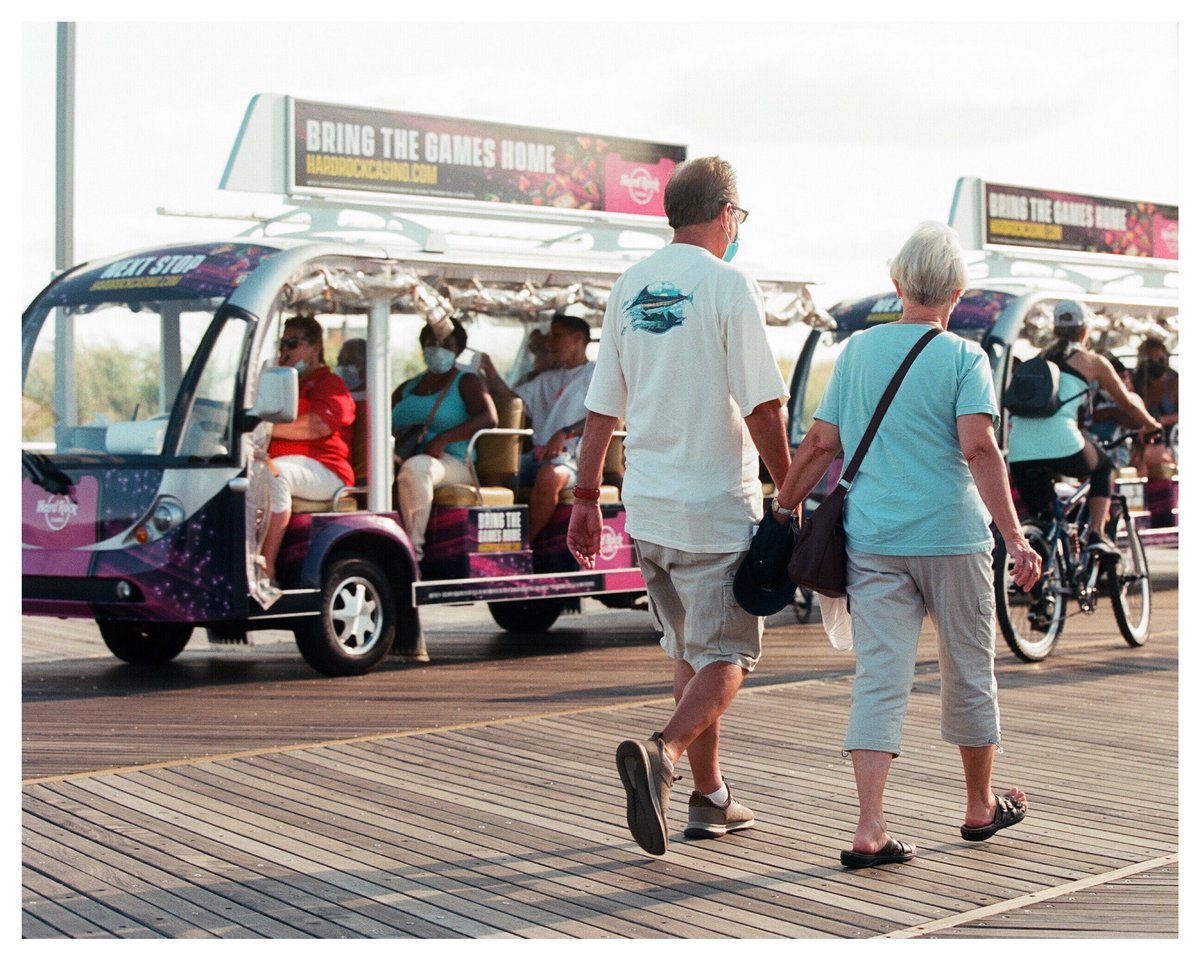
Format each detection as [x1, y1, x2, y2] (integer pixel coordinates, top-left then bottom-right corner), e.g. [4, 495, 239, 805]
[97, 621, 193, 665]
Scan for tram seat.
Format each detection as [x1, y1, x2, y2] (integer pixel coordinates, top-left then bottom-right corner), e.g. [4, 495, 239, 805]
[558, 484, 621, 505]
[513, 422, 626, 505]
[292, 486, 362, 514]
[349, 397, 369, 484]
[432, 396, 526, 508]
[553, 425, 623, 504]
[759, 457, 776, 499]
[602, 421, 626, 490]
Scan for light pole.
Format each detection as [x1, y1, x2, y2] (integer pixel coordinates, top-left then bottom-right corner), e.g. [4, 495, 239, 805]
[54, 21, 76, 431]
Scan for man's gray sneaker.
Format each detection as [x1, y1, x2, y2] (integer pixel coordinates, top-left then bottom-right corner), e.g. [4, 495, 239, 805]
[615, 732, 676, 855]
[683, 783, 756, 839]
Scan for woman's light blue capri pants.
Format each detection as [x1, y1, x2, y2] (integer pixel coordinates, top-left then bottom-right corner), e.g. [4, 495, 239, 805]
[843, 546, 1001, 756]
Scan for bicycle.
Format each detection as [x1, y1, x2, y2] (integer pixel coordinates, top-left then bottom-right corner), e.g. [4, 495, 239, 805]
[994, 432, 1153, 662]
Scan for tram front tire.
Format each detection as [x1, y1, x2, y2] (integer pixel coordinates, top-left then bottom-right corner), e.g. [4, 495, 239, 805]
[488, 598, 563, 633]
[97, 621, 193, 665]
[294, 557, 397, 676]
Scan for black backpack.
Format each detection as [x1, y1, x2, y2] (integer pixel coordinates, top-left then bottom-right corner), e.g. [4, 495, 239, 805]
[1002, 354, 1089, 418]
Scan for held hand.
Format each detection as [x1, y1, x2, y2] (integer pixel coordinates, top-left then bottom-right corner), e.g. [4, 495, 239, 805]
[424, 435, 447, 460]
[1006, 535, 1043, 592]
[541, 430, 568, 461]
[567, 502, 602, 570]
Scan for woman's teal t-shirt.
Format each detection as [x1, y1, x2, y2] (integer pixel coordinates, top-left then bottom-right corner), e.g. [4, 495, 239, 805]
[812, 324, 998, 556]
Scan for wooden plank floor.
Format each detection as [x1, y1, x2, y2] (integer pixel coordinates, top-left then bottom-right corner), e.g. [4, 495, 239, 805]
[22, 588, 1178, 939]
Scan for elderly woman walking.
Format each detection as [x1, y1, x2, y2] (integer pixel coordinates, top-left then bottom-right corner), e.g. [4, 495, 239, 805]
[773, 221, 1042, 868]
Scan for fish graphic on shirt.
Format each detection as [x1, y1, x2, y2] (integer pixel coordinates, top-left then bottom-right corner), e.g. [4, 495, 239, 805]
[623, 283, 693, 334]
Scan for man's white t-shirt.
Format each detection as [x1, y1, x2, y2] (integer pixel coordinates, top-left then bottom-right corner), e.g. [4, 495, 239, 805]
[586, 243, 787, 553]
[516, 361, 596, 446]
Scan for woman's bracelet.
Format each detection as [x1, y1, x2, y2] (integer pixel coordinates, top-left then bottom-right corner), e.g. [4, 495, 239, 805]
[572, 485, 601, 502]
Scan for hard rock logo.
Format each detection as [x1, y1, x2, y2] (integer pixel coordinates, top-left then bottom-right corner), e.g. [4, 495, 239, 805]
[600, 524, 623, 562]
[36, 495, 78, 532]
[1159, 221, 1179, 257]
[620, 167, 660, 206]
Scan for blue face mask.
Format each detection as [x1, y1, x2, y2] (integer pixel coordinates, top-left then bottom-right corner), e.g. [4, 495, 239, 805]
[293, 359, 309, 376]
[335, 365, 362, 390]
[722, 216, 740, 262]
[423, 346, 456, 375]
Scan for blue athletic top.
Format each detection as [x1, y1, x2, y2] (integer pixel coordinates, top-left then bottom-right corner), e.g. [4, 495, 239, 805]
[1007, 358, 1093, 463]
[391, 371, 474, 462]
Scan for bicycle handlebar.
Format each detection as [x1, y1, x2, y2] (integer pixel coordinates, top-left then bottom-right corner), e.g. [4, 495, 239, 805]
[1099, 428, 1162, 451]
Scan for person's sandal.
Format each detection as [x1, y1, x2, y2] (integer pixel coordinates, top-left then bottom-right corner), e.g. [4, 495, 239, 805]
[960, 791, 1028, 841]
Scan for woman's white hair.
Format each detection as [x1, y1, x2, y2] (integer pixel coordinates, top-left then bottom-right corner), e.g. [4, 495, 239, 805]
[889, 221, 969, 306]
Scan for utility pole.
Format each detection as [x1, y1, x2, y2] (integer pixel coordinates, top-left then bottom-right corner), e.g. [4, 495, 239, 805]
[55, 22, 75, 275]
[55, 22, 77, 430]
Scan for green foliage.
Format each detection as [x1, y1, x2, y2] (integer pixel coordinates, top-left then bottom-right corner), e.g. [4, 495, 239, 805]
[23, 345, 162, 443]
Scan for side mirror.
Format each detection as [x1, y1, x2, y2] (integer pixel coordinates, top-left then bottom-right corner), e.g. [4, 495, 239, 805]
[246, 366, 298, 426]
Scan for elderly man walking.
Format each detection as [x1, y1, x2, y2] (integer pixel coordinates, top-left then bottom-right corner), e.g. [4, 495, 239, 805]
[567, 157, 791, 856]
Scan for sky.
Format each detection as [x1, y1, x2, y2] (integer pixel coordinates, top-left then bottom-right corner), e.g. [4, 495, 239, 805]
[19, 14, 1183, 314]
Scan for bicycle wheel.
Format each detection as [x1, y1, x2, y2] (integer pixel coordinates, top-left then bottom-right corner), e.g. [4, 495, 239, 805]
[994, 525, 1067, 662]
[1107, 507, 1152, 646]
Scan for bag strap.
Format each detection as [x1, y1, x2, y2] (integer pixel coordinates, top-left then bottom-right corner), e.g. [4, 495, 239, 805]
[839, 328, 941, 489]
[420, 373, 458, 429]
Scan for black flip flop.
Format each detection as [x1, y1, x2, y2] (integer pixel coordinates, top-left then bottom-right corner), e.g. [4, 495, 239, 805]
[840, 837, 915, 869]
[960, 792, 1028, 842]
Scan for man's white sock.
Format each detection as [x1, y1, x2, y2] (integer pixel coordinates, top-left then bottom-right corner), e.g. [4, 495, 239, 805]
[705, 783, 729, 806]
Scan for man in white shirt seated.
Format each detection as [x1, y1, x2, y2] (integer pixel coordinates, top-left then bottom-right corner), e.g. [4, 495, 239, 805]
[479, 312, 596, 542]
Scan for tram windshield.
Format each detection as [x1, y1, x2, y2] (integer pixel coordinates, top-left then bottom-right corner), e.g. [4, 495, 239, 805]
[21, 242, 276, 462]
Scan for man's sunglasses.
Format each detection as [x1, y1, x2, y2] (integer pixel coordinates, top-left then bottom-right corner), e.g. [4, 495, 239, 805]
[279, 336, 309, 350]
[727, 203, 749, 224]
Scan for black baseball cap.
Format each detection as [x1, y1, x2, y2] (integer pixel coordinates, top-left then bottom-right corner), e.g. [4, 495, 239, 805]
[733, 514, 798, 616]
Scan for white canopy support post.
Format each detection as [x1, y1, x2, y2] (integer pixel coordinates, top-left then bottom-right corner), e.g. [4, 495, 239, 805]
[366, 299, 392, 514]
[53, 312, 77, 436]
[53, 24, 77, 439]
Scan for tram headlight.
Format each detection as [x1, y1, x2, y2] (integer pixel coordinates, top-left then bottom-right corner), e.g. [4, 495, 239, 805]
[152, 498, 185, 533]
[128, 496, 186, 545]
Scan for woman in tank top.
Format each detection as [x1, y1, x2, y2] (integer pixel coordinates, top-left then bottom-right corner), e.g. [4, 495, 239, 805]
[392, 318, 497, 561]
[1007, 300, 1160, 553]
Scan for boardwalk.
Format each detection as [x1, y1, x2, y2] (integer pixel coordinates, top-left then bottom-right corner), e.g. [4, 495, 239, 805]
[22, 577, 1178, 939]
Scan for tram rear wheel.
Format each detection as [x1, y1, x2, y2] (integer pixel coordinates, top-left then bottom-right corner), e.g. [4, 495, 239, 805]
[488, 598, 564, 634]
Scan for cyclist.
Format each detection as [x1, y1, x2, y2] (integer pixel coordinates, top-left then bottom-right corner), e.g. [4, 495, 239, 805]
[1007, 300, 1161, 555]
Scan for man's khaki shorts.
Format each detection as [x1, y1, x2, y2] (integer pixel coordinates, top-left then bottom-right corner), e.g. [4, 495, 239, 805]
[634, 539, 763, 673]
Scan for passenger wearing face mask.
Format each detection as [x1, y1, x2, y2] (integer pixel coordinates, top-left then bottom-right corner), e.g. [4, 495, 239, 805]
[335, 338, 369, 481]
[1133, 337, 1178, 431]
[391, 319, 498, 560]
[1132, 336, 1179, 477]
[335, 338, 368, 401]
[259, 316, 357, 588]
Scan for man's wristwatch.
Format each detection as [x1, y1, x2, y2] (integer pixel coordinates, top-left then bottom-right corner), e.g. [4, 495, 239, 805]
[772, 499, 795, 519]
